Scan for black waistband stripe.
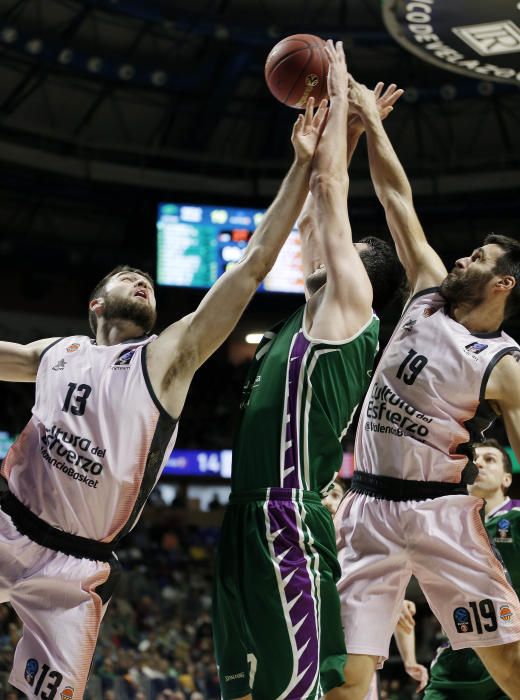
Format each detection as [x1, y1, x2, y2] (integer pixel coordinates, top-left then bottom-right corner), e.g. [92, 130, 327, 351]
[351, 471, 468, 502]
[0, 478, 114, 562]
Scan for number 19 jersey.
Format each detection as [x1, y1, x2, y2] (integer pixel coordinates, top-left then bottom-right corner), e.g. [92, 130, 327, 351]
[355, 288, 520, 483]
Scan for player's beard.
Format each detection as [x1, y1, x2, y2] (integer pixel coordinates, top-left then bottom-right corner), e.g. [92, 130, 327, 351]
[102, 295, 157, 333]
[439, 267, 494, 308]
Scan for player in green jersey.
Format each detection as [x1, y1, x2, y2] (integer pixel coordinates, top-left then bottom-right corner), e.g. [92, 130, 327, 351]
[424, 439, 519, 700]
[213, 42, 403, 700]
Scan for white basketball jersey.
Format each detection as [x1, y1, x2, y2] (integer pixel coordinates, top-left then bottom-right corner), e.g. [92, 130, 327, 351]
[2, 335, 178, 541]
[355, 288, 520, 483]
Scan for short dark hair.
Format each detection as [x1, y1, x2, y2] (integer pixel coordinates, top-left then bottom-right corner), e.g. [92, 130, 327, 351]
[484, 234, 520, 320]
[357, 236, 405, 313]
[88, 265, 154, 335]
[473, 438, 513, 495]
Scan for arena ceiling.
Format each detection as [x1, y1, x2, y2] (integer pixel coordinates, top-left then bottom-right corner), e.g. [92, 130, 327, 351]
[0, 0, 518, 331]
[1, 0, 519, 189]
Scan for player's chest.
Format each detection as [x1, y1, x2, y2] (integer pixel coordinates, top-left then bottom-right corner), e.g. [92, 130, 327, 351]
[380, 313, 495, 396]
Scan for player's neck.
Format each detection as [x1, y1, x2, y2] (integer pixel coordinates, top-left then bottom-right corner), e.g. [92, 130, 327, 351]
[95, 320, 146, 346]
[449, 299, 504, 334]
[484, 490, 509, 516]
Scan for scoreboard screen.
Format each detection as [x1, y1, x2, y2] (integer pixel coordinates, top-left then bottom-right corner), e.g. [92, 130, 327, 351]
[157, 202, 304, 294]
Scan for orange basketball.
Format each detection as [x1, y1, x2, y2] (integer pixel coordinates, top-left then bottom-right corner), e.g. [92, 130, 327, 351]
[265, 34, 329, 108]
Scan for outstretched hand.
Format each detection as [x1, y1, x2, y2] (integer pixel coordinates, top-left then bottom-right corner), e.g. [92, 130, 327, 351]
[291, 96, 328, 163]
[348, 80, 404, 130]
[323, 39, 348, 100]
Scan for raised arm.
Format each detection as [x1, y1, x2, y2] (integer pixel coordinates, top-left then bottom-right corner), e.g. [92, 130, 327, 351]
[298, 82, 403, 301]
[347, 81, 404, 167]
[349, 80, 446, 295]
[0, 338, 59, 382]
[306, 40, 372, 341]
[147, 99, 328, 418]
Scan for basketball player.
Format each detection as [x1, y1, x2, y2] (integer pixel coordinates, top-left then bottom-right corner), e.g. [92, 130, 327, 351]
[334, 79, 520, 699]
[424, 439, 520, 700]
[0, 97, 328, 699]
[212, 41, 402, 700]
[323, 480, 428, 699]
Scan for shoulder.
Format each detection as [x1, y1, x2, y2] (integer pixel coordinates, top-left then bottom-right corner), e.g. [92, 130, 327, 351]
[401, 286, 443, 316]
[486, 352, 520, 402]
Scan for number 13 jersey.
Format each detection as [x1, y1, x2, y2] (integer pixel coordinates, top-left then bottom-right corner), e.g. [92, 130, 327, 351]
[355, 288, 520, 483]
[1, 335, 178, 542]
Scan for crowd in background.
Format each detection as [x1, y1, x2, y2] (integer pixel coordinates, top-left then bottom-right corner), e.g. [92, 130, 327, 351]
[0, 496, 444, 700]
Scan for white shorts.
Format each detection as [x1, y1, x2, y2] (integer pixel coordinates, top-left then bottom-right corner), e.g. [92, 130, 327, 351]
[0, 509, 120, 699]
[335, 492, 520, 667]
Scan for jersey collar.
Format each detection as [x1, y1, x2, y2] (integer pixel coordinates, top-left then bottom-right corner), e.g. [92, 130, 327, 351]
[486, 497, 511, 521]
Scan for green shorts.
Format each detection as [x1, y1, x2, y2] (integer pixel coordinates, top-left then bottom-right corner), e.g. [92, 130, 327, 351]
[212, 488, 347, 700]
[424, 646, 507, 700]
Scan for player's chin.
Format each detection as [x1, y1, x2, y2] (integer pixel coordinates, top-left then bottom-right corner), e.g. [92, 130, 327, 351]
[468, 485, 488, 499]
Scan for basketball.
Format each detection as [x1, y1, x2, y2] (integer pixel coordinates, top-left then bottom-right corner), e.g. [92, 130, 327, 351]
[265, 34, 329, 108]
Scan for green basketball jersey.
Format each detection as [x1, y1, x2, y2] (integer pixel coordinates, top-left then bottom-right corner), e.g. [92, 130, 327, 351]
[231, 305, 379, 494]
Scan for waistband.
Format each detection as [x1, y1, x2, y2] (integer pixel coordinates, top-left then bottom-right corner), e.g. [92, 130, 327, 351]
[229, 487, 322, 505]
[351, 471, 468, 502]
[0, 478, 114, 562]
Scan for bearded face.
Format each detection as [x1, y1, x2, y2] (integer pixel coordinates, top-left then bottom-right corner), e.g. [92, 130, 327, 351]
[439, 265, 494, 307]
[102, 291, 157, 333]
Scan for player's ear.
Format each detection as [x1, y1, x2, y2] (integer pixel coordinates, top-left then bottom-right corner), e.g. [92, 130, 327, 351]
[503, 472, 513, 491]
[496, 275, 515, 292]
[89, 297, 104, 315]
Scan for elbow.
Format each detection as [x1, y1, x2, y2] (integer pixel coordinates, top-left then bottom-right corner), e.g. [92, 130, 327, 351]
[242, 245, 273, 285]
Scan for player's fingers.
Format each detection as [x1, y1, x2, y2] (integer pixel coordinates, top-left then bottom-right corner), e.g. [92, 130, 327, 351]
[303, 96, 315, 129]
[382, 83, 397, 100]
[313, 100, 328, 132]
[405, 611, 415, 626]
[386, 88, 404, 107]
[417, 670, 429, 692]
[407, 600, 416, 615]
[373, 82, 384, 99]
[292, 113, 304, 137]
[324, 43, 334, 65]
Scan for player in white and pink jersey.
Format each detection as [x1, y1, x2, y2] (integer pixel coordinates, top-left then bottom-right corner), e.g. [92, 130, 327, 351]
[333, 80, 520, 700]
[0, 99, 328, 700]
[323, 480, 428, 700]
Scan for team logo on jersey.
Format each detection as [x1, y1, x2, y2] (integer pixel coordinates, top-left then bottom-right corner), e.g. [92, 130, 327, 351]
[66, 343, 80, 353]
[61, 687, 75, 699]
[112, 348, 136, 369]
[465, 341, 488, 354]
[423, 307, 436, 318]
[24, 658, 39, 684]
[52, 358, 67, 371]
[496, 518, 512, 543]
[453, 606, 473, 633]
[499, 605, 513, 623]
[403, 319, 416, 332]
